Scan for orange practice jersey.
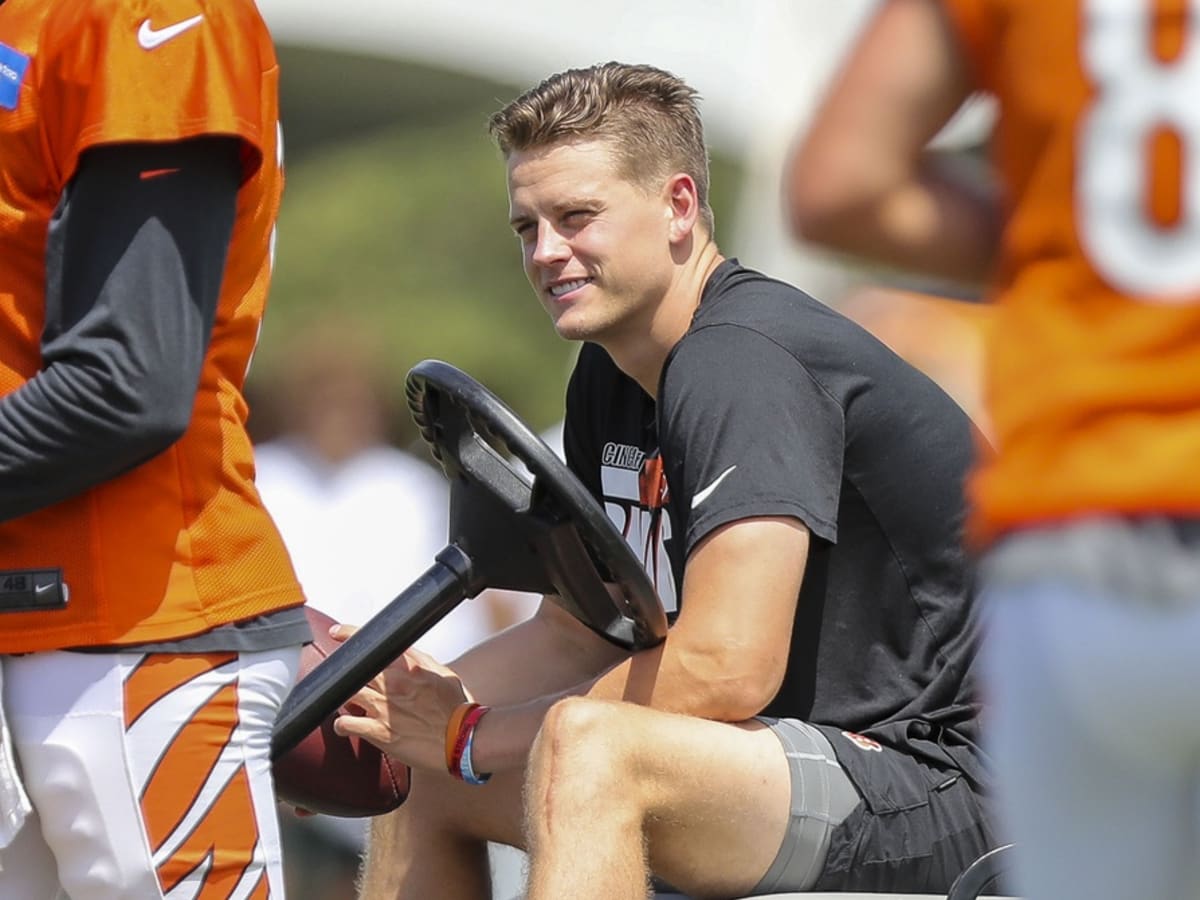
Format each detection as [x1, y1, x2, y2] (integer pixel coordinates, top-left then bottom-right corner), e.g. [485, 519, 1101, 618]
[0, 0, 303, 651]
[940, 0, 1200, 542]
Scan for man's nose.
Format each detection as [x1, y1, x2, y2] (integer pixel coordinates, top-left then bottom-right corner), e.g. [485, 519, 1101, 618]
[530, 222, 570, 266]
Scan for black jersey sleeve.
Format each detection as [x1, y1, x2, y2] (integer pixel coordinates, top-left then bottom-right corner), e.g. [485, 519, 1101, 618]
[0, 137, 240, 521]
[658, 323, 845, 555]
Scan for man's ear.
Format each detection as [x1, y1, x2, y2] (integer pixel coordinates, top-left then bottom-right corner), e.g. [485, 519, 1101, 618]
[664, 172, 701, 242]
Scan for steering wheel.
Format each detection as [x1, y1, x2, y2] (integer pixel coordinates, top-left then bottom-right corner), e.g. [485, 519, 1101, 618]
[272, 359, 667, 759]
[406, 358, 668, 650]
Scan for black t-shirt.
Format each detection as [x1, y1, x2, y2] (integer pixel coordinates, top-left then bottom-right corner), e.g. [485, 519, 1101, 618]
[564, 259, 987, 789]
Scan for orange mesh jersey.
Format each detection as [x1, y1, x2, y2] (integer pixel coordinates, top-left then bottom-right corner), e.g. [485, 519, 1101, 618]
[0, 0, 304, 651]
[940, 0, 1200, 542]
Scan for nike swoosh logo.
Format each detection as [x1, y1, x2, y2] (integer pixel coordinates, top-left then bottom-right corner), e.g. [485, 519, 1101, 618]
[691, 465, 737, 510]
[34, 583, 53, 594]
[137, 14, 205, 50]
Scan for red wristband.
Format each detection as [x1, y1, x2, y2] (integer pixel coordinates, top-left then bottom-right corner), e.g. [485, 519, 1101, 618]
[449, 703, 491, 782]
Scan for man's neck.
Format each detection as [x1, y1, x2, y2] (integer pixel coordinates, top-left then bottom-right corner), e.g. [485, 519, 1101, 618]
[602, 242, 725, 399]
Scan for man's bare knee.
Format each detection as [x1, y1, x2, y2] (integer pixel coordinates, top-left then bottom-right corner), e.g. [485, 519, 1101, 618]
[530, 698, 638, 803]
[527, 698, 645, 852]
[541, 697, 633, 766]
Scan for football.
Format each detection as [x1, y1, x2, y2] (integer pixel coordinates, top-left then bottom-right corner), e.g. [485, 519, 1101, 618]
[273, 606, 410, 817]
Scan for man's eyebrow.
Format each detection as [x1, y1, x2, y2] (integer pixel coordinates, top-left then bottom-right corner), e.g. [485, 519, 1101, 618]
[509, 198, 597, 228]
[554, 196, 597, 211]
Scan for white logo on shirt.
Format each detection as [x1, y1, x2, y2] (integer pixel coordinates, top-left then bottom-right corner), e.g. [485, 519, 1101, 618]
[137, 14, 205, 50]
[691, 465, 737, 510]
[600, 453, 677, 614]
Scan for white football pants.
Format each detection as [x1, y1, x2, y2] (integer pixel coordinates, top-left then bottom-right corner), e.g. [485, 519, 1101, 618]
[0, 647, 300, 899]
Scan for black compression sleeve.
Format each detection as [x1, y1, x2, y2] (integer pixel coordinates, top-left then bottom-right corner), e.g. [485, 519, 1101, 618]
[0, 137, 241, 522]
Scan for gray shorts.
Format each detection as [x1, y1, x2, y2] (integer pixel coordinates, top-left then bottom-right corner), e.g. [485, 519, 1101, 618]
[751, 718, 862, 894]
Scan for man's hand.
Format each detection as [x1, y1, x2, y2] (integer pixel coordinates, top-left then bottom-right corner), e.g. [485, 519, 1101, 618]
[329, 625, 472, 774]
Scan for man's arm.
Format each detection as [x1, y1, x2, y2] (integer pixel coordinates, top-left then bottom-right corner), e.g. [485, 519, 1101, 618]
[471, 516, 808, 770]
[787, 0, 1001, 284]
[335, 515, 809, 776]
[0, 137, 241, 521]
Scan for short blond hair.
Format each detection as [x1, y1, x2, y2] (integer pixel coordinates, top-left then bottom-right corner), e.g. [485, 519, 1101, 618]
[489, 62, 714, 234]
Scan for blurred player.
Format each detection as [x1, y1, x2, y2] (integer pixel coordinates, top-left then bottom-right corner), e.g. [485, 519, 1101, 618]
[790, 2, 1200, 898]
[0, 2, 309, 896]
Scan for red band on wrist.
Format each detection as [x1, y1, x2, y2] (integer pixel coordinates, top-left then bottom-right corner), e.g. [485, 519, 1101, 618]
[449, 703, 491, 781]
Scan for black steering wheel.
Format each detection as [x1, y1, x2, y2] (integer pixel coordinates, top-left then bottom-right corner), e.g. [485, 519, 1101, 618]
[272, 360, 667, 758]
[406, 358, 668, 650]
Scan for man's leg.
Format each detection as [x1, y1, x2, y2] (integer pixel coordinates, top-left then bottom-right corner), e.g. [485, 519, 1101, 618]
[359, 765, 526, 900]
[358, 603, 624, 899]
[523, 697, 811, 900]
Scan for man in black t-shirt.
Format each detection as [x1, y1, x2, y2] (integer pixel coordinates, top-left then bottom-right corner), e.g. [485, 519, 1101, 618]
[347, 62, 999, 899]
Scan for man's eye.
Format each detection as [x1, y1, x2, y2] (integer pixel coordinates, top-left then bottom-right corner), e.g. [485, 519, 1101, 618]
[563, 210, 592, 224]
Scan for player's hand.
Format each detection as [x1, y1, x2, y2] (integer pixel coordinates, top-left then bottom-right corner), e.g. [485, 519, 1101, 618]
[328, 624, 471, 773]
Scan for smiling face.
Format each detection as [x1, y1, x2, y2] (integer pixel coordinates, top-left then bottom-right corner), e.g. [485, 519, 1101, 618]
[506, 138, 680, 347]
